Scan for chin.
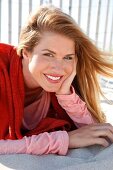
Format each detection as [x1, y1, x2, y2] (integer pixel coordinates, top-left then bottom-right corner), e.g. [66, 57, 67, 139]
[43, 86, 59, 93]
[45, 89, 57, 93]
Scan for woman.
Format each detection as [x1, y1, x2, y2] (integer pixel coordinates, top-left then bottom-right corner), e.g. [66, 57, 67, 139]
[0, 5, 113, 155]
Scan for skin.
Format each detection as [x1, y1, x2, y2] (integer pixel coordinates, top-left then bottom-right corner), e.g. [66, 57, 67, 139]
[68, 123, 113, 148]
[22, 31, 113, 149]
[22, 32, 77, 95]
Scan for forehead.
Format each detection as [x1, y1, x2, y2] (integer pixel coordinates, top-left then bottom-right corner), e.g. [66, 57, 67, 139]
[36, 32, 75, 52]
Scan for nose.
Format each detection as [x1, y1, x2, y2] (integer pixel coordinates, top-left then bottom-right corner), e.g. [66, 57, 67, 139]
[50, 59, 64, 71]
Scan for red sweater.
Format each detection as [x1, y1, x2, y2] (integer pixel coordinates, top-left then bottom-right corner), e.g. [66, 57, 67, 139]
[0, 43, 76, 139]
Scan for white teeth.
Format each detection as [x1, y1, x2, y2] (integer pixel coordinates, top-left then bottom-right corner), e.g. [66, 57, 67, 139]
[46, 75, 61, 80]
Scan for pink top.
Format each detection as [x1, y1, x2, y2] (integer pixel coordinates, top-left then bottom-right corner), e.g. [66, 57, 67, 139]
[0, 87, 95, 155]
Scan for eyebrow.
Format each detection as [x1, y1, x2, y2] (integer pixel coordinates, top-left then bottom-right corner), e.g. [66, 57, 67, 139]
[42, 49, 75, 56]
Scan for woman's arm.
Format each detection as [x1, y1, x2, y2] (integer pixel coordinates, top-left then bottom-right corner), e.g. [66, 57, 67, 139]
[56, 89, 113, 148]
[56, 86, 96, 127]
[1, 124, 113, 155]
[0, 131, 69, 155]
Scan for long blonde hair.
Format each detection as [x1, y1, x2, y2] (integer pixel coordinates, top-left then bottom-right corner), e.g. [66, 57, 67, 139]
[17, 5, 113, 123]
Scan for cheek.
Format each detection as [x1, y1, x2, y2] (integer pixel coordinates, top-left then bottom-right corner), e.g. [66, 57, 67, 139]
[29, 57, 49, 74]
[64, 62, 73, 74]
[28, 58, 40, 75]
[29, 60, 38, 73]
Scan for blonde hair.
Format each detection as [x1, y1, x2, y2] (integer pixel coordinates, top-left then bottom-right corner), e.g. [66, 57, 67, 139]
[17, 5, 113, 123]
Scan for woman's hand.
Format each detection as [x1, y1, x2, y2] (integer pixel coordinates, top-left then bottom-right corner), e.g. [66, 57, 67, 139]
[56, 59, 77, 95]
[68, 123, 113, 148]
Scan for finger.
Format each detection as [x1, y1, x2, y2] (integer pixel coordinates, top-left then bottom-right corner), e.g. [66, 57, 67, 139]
[102, 123, 113, 133]
[65, 67, 76, 87]
[73, 58, 77, 75]
[96, 123, 113, 128]
[93, 137, 110, 147]
[94, 129, 113, 142]
[90, 123, 112, 127]
[90, 123, 113, 133]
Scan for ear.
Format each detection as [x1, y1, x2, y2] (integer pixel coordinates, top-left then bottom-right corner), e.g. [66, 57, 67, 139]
[22, 48, 29, 59]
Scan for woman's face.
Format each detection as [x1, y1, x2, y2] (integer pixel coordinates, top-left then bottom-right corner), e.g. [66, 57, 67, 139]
[23, 32, 77, 92]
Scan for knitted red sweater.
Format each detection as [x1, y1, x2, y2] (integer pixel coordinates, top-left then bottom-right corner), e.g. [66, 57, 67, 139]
[0, 43, 76, 140]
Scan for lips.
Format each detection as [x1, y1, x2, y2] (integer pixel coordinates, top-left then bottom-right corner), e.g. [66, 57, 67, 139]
[44, 74, 63, 83]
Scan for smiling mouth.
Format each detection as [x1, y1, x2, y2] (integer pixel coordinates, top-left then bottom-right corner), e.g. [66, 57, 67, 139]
[44, 74, 63, 83]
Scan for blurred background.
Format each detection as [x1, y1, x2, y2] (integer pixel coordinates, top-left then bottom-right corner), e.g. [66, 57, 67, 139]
[0, 0, 113, 52]
[0, 0, 113, 123]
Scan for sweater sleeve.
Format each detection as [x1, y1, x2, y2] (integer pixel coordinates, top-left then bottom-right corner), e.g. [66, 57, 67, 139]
[0, 131, 69, 155]
[56, 86, 96, 127]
